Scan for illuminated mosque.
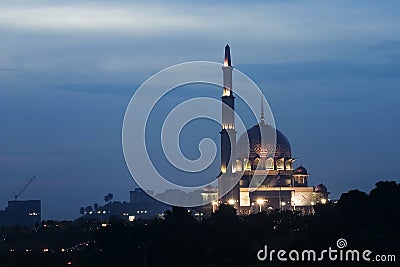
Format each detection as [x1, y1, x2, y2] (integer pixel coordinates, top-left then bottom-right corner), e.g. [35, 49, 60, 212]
[203, 45, 328, 214]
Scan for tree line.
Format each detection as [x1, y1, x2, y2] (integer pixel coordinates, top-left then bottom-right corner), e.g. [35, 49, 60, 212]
[1, 181, 399, 267]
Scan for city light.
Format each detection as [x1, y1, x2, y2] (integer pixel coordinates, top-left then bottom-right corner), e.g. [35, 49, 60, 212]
[221, 165, 227, 173]
[211, 201, 218, 213]
[256, 199, 265, 205]
[256, 199, 265, 212]
[228, 199, 235, 205]
[321, 198, 327, 204]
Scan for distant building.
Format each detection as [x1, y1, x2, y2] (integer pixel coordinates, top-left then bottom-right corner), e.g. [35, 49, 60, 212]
[129, 188, 171, 218]
[0, 200, 41, 228]
[83, 189, 170, 221]
[130, 188, 155, 203]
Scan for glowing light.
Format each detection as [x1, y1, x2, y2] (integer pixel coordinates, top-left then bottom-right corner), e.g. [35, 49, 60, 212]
[311, 201, 315, 205]
[321, 198, 327, 204]
[211, 201, 218, 213]
[281, 201, 286, 206]
[224, 59, 228, 67]
[101, 223, 107, 227]
[222, 88, 230, 96]
[43, 248, 49, 252]
[256, 198, 265, 212]
[228, 199, 235, 205]
[256, 199, 265, 205]
[221, 165, 226, 173]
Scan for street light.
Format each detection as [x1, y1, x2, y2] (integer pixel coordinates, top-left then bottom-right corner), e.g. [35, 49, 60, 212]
[320, 198, 327, 204]
[211, 201, 218, 213]
[256, 198, 265, 212]
[228, 199, 235, 205]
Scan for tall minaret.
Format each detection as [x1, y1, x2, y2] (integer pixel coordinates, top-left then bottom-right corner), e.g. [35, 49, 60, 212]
[221, 44, 235, 174]
[219, 45, 238, 204]
[260, 95, 265, 124]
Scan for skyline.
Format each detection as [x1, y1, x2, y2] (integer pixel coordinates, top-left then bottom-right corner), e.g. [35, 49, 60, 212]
[1, 0, 400, 220]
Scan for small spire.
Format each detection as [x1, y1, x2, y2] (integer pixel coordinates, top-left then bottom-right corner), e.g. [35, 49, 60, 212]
[260, 95, 265, 123]
[224, 44, 231, 67]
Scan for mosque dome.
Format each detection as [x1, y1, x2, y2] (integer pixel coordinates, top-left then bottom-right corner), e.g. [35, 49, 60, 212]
[236, 122, 291, 159]
[294, 166, 308, 175]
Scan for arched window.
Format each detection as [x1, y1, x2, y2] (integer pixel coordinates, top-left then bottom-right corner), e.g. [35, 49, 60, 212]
[266, 158, 274, 170]
[244, 159, 252, 171]
[236, 159, 242, 171]
[253, 158, 262, 169]
[285, 159, 292, 170]
[276, 158, 284, 170]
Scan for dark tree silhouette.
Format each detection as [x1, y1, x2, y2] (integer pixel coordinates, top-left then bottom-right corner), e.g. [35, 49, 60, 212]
[79, 207, 85, 215]
[104, 193, 113, 203]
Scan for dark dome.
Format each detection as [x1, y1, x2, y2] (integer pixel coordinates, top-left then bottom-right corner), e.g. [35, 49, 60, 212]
[315, 183, 328, 193]
[294, 166, 308, 175]
[237, 122, 291, 159]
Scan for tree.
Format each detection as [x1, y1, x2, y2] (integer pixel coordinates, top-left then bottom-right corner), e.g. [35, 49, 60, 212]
[79, 207, 85, 215]
[93, 203, 99, 211]
[104, 193, 113, 203]
[337, 189, 369, 217]
[85, 206, 93, 214]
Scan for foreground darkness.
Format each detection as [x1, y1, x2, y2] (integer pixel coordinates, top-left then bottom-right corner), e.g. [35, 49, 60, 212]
[1, 181, 399, 267]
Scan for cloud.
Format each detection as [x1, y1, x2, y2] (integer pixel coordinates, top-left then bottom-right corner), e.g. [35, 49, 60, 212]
[1, 1, 397, 42]
[0, 0, 398, 82]
[239, 61, 400, 82]
[0, 5, 198, 33]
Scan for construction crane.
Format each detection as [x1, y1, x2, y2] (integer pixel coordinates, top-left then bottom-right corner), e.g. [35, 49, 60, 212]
[13, 176, 36, 200]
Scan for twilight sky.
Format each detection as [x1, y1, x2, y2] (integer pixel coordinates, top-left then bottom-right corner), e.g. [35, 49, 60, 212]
[0, 0, 399, 220]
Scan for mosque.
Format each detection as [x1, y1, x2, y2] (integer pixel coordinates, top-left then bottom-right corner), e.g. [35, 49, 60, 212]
[202, 45, 328, 215]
